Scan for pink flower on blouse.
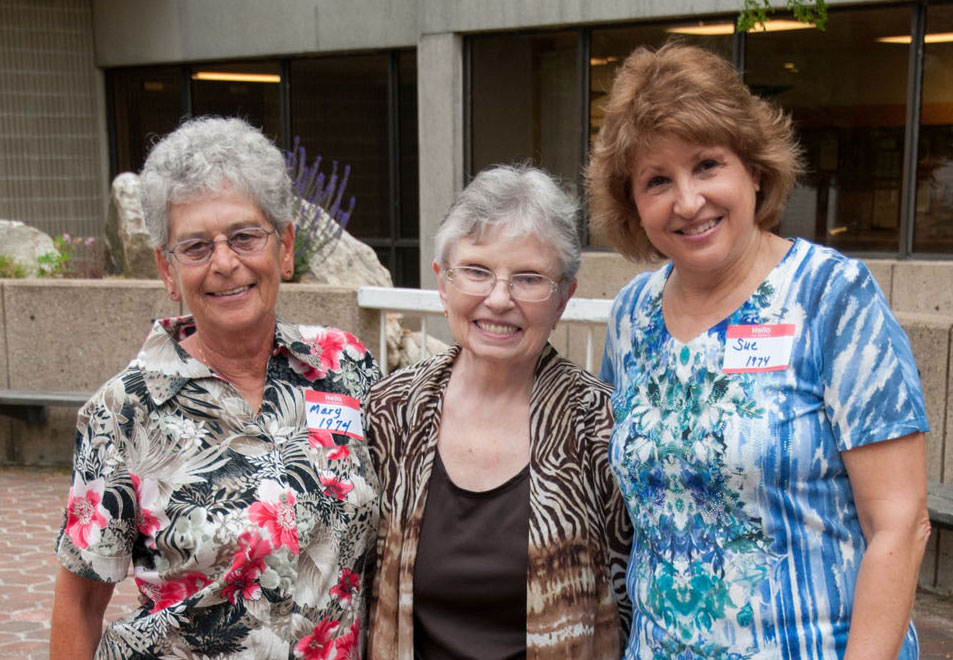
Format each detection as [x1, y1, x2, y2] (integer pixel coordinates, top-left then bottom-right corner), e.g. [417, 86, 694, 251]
[333, 619, 361, 659]
[306, 328, 348, 377]
[319, 471, 354, 501]
[130, 473, 169, 548]
[329, 568, 360, 605]
[308, 429, 349, 460]
[294, 617, 341, 660]
[248, 480, 299, 554]
[221, 530, 272, 604]
[339, 330, 367, 360]
[64, 476, 110, 549]
[136, 572, 211, 613]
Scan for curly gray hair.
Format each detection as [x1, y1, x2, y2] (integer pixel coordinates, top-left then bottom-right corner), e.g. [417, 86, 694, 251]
[139, 116, 292, 247]
[434, 164, 582, 282]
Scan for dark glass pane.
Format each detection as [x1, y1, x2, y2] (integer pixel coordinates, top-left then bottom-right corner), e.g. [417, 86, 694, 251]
[588, 21, 732, 246]
[396, 247, 421, 288]
[470, 31, 582, 193]
[747, 7, 912, 253]
[190, 61, 282, 144]
[915, 5, 953, 254]
[399, 51, 420, 242]
[110, 67, 184, 174]
[290, 55, 390, 241]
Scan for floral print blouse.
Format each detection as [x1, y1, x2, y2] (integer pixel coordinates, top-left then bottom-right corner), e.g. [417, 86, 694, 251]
[55, 315, 380, 660]
[601, 239, 928, 659]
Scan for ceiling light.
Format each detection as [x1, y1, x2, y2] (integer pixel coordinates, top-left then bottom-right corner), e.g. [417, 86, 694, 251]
[667, 19, 816, 36]
[877, 32, 953, 44]
[590, 56, 620, 66]
[191, 72, 281, 84]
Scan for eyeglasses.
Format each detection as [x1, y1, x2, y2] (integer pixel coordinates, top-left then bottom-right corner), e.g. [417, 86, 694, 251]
[165, 227, 277, 265]
[445, 265, 559, 302]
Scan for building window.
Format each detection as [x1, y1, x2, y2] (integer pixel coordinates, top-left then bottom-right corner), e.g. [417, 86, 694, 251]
[290, 52, 419, 286]
[469, 30, 583, 205]
[467, 6, 952, 259]
[588, 21, 733, 246]
[468, 21, 733, 247]
[109, 67, 185, 175]
[746, 5, 914, 254]
[191, 61, 282, 144]
[915, 3, 953, 255]
[107, 51, 419, 286]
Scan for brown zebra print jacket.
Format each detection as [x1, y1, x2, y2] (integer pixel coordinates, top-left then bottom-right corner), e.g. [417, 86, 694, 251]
[365, 343, 633, 659]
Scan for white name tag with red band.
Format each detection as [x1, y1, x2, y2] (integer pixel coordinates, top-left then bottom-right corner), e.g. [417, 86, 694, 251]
[305, 391, 364, 441]
[722, 324, 795, 373]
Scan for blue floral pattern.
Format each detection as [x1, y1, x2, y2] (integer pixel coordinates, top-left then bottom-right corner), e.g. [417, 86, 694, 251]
[602, 239, 928, 659]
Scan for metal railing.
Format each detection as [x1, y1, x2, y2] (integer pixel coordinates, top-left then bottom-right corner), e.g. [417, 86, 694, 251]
[357, 286, 612, 374]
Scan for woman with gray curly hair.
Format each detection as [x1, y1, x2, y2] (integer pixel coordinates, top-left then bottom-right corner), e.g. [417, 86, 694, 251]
[50, 116, 381, 659]
[366, 164, 632, 658]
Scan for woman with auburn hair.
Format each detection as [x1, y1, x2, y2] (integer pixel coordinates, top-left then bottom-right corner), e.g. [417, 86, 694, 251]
[588, 43, 930, 659]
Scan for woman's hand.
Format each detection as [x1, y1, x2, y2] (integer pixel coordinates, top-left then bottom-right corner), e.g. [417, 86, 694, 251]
[842, 431, 931, 660]
[49, 566, 115, 660]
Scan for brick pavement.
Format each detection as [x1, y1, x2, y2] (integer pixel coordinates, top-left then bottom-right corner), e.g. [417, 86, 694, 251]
[0, 467, 951, 659]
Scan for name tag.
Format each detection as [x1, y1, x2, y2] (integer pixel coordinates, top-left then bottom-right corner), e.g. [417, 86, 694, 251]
[722, 324, 795, 373]
[305, 391, 364, 441]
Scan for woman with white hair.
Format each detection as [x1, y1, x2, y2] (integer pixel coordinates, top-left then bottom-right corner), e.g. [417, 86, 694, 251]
[49, 116, 380, 659]
[366, 164, 632, 659]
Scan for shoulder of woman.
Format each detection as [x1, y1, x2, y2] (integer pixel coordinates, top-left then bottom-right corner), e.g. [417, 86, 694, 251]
[536, 350, 613, 405]
[368, 346, 457, 400]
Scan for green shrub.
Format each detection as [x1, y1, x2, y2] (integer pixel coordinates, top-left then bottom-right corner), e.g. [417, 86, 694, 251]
[0, 254, 28, 278]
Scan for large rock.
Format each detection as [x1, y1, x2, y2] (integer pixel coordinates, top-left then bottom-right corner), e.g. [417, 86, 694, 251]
[0, 220, 56, 277]
[105, 172, 158, 278]
[301, 209, 393, 288]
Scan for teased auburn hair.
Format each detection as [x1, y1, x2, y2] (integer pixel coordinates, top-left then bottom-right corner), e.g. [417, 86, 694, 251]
[586, 42, 803, 261]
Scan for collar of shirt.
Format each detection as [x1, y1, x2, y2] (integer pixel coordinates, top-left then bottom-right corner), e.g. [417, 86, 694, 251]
[135, 316, 331, 406]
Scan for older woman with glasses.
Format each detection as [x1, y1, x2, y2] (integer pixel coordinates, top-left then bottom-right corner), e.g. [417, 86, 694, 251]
[49, 116, 380, 659]
[365, 164, 632, 659]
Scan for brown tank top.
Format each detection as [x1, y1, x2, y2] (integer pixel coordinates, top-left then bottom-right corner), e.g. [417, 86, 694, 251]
[412, 450, 530, 660]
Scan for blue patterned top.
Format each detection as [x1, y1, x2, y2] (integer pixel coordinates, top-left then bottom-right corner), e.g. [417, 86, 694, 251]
[601, 239, 928, 660]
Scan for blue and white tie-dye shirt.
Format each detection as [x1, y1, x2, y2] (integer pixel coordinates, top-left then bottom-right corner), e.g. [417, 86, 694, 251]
[601, 238, 928, 660]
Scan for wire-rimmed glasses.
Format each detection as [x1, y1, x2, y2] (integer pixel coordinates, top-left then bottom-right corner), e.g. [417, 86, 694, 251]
[445, 265, 559, 302]
[165, 227, 277, 265]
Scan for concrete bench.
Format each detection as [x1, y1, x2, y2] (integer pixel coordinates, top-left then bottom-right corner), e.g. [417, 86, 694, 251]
[929, 481, 953, 531]
[0, 390, 90, 425]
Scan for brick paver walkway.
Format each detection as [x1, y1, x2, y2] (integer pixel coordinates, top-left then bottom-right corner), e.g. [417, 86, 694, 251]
[0, 467, 951, 659]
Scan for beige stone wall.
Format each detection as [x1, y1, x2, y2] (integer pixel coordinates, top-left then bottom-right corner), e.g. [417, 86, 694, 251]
[0, 280, 377, 466]
[0, 0, 107, 240]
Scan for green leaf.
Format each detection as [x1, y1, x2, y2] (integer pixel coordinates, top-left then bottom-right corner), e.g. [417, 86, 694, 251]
[738, 0, 827, 33]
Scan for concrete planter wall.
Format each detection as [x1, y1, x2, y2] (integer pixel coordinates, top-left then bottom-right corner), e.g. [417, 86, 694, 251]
[0, 279, 377, 466]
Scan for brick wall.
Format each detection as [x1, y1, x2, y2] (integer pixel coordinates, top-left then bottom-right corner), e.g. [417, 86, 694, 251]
[0, 0, 105, 239]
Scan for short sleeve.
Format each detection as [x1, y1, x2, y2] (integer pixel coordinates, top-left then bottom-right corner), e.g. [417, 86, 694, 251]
[55, 384, 138, 583]
[817, 261, 929, 451]
[600, 282, 635, 389]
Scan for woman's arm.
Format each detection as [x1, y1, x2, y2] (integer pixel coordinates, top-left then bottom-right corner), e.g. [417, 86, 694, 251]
[841, 431, 931, 660]
[49, 566, 115, 660]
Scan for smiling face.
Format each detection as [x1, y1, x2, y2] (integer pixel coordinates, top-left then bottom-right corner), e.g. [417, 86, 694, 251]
[156, 188, 293, 344]
[630, 134, 763, 279]
[435, 225, 576, 372]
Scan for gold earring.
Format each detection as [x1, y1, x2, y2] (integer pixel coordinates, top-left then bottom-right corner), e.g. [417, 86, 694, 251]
[169, 289, 179, 301]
